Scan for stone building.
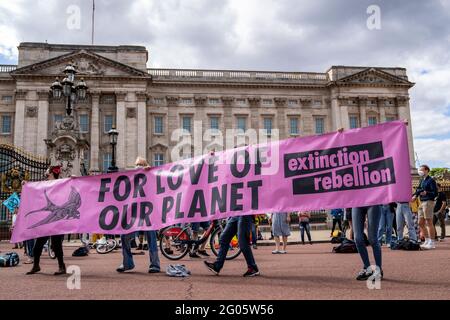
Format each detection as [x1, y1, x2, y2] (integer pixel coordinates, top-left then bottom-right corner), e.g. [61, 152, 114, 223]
[0, 42, 416, 173]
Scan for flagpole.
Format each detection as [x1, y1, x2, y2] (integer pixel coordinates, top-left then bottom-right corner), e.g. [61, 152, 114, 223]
[91, 0, 95, 45]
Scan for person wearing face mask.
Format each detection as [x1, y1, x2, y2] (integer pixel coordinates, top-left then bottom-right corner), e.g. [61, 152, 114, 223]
[413, 165, 438, 250]
[26, 166, 66, 275]
[116, 157, 161, 273]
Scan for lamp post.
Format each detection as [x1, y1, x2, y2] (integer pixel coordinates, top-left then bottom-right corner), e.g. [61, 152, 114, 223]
[50, 63, 88, 116]
[107, 125, 119, 173]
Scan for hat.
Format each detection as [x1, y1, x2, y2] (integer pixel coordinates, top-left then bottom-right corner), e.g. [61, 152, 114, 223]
[50, 165, 61, 175]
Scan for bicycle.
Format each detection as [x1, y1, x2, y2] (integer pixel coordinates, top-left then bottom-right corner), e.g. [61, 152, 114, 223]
[159, 220, 242, 261]
[43, 238, 56, 259]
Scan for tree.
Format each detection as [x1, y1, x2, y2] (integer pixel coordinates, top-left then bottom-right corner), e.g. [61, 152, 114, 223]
[429, 168, 449, 179]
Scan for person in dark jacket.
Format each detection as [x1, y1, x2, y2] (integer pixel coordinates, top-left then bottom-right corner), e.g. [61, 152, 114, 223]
[330, 209, 343, 237]
[413, 164, 438, 250]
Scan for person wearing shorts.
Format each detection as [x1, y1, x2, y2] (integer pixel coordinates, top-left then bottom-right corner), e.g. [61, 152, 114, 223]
[413, 165, 438, 250]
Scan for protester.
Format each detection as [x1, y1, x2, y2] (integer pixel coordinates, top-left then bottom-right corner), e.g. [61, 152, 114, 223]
[343, 208, 354, 240]
[116, 157, 160, 273]
[377, 204, 394, 247]
[299, 211, 312, 245]
[330, 208, 343, 237]
[433, 183, 447, 241]
[250, 215, 260, 249]
[410, 195, 421, 241]
[396, 200, 418, 243]
[204, 215, 259, 277]
[352, 205, 383, 281]
[26, 165, 66, 275]
[190, 221, 211, 257]
[271, 212, 291, 254]
[413, 165, 438, 250]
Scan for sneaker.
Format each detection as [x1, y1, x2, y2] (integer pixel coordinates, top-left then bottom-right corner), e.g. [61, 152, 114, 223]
[356, 268, 373, 281]
[372, 268, 384, 280]
[197, 250, 210, 257]
[148, 266, 160, 273]
[243, 267, 260, 277]
[175, 264, 191, 275]
[272, 250, 280, 254]
[386, 244, 391, 248]
[143, 244, 148, 251]
[116, 265, 134, 273]
[204, 261, 220, 275]
[279, 250, 287, 254]
[137, 243, 143, 250]
[166, 265, 188, 277]
[252, 244, 257, 249]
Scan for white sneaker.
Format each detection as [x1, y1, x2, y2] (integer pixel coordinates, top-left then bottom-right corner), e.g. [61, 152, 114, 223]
[386, 244, 391, 248]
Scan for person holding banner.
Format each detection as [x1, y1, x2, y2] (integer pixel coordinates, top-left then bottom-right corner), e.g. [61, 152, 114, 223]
[204, 215, 259, 277]
[116, 157, 161, 273]
[26, 166, 66, 276]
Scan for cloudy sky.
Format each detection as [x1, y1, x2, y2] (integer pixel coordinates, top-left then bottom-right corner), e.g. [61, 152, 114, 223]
[0, 0, 449, 168]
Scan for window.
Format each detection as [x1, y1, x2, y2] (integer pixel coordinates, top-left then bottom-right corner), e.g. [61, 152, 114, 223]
[349, 116, 359, 129]
[1, 115, 11, 134]
[313, 100, 322, 106]
[263, 118, 273, 135]
[154, 153, 164, 167]
[53, 114, 63, 127]
[153, 97, 164, 104]
[104, 115, 113, 133]
[209, 98, 220, 105]
[290, 118, 299, 135]
[182, 116, 192, 133]
[154, 116, 164, 134]
[386, 116, 396, 122]
[237, 117, 246, 132]
[102, 153, 112, 172]
[79, 114, 89, 133]
[181, 98, 192, 105]
[101, 95, 115, 104]
[368, 116, 378, 126]
[315, 118, 325, 134]
[210, 116, 219, 132]
[288, 100, 297, 106]
[236, 99, 246, 105]
[1, 96, 12, 103]
[262, 99, 272, 105]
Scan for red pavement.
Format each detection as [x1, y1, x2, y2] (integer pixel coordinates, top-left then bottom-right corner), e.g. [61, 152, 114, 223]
[1, 241, 449, 300]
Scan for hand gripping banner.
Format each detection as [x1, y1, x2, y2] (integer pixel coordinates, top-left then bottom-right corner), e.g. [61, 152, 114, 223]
[11, 121, 412, 242]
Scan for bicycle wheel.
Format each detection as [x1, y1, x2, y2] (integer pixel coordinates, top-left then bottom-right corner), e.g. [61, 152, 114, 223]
[96, 239, 117, 254]
[210, 227, 242, 260]
[159, 226, 190, 260]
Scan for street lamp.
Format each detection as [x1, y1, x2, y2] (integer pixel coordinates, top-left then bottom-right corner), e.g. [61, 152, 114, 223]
[50, 63, 88, 116]
[107, 125, 119, 173]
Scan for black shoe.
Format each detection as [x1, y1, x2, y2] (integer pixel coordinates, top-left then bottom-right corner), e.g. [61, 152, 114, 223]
[204, 261, 220, 275]
[143, 244, 148, 251]
[356, 268, 373, 281]
[26, 265, 41, 275]
[189, 252, 201, 258]
[54, 265, 67, 276]
[243, 267, 260, 277]
[310, 241, 313, 245]
[198, 250, 210, 257]
[116, 265, 134, 273]
[148, 267, 160, 273]
[302, 241, 305, 245]
[137, 243, 143, 250]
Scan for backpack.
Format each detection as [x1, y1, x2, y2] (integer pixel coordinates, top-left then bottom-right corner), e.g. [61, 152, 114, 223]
[72, 246, 89, 257]
[331, 236, 344, 244]
[332, 239, 358, 253]
[0, 252, 20, 267]
[391, 239, 420, 251]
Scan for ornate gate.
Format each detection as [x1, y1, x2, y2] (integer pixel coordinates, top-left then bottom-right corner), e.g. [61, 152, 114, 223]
[0, 144, 49, 240]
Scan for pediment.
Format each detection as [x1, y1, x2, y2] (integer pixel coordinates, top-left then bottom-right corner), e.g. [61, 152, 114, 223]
[336, 68, 413, 87]
[11, 50, 149, 78]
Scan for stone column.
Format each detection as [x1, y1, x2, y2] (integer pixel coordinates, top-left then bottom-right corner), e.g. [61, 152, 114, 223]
[331, 97, 342, 130]
[248, 97, 261, 130]
[136, 92, 147, 159]
[397, 96, 416, 171]
[90, 92, 100, 172]
[275, 98, 287, 139]
[36, 91, 49, 156]
[116, 92, 127, 169]
[378, 98, 387, 122]
[13, 90, 27, 148]
[300, 97, 313, 135]
[359, 97, 368, 127]
[166, 96, 179, 161]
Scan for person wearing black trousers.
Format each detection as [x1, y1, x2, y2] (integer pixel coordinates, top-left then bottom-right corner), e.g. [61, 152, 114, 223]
[26, 165, 67, 276]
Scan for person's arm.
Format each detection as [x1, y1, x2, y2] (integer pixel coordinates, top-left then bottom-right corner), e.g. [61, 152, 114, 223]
[439, 195, 447, 213]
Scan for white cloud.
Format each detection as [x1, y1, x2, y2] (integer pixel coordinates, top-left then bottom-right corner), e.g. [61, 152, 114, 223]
[414, 138, 450, 168]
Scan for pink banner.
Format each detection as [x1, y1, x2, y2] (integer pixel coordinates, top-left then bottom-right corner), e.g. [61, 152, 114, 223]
[11, 121, 412, 242]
